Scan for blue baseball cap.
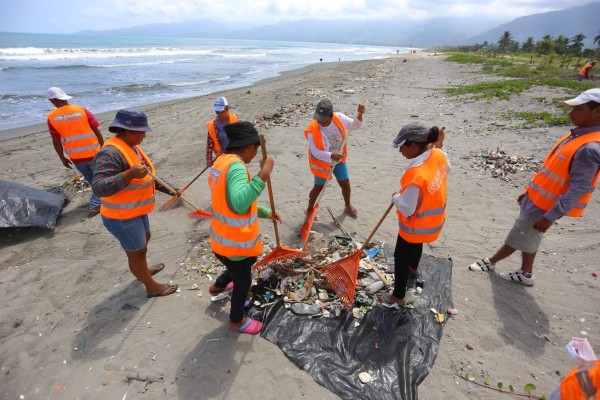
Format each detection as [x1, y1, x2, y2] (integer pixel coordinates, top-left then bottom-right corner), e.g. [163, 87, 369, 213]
[108, 109, 152, 133]
[213, 96, 228, 112]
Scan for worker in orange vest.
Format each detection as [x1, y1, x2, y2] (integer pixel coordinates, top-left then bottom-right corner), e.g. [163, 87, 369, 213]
[549, 359, 600, 400]
[378, 123, 449, 307]
[207, 121, 280, 335]
[468, 88, 600, 285]
[304, 99, 365, 219]
[47, 87, 104, 214]
[205, 96, 239, 167]
[578, 61, 596, 81]
[92, 109, 178, 298]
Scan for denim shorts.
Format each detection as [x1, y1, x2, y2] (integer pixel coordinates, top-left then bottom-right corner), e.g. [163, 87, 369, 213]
[314, 162, 350, 185]
[102, 214, 150, 251]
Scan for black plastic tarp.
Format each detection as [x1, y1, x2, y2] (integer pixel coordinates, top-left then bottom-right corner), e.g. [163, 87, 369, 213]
[0, 179, 65, 229]
[260, 254, 453, 400]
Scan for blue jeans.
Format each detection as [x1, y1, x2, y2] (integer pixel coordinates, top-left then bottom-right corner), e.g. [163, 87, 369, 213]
[74, 160, 101, 209]
[102, 214, 150, 251]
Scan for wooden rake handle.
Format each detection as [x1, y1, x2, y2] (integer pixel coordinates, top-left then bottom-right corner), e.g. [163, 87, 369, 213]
[147, 171, 203, 211]
[359, 203, 394, 253]
[178, 165, 209, 194]
[259, 135, 281, 247]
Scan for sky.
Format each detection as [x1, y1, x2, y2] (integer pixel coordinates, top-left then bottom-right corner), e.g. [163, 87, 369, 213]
[0, 0, 595, 34]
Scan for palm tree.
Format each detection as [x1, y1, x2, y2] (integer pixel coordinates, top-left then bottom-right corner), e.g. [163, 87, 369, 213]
[522, 37, 535, 64]
[570, 33, 587, 67]
[595, 31, 600, 47]
[498, 31, 513, 53]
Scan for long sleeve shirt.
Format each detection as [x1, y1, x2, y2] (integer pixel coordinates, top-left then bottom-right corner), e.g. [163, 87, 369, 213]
[521, 125, 600, 222]
[392, 148, 451, 217]
[307, 112, 362, 164]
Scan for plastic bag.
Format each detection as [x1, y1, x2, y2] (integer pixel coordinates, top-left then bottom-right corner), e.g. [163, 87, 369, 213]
[565, 337, 597, 366]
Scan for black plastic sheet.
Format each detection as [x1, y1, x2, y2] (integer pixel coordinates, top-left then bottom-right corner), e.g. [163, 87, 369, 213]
[260, 254, 453, 400]
[0, 179, 65, 229]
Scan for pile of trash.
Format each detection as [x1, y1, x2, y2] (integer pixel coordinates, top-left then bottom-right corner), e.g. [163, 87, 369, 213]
[254, 101, 314, 129]
[470, 147, 542, 180]
[181, 235, 426, 321]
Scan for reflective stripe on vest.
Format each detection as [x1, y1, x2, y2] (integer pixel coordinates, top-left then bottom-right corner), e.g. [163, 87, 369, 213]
[99, 136, 156, 220]
[47, 104, 100, 160]
[398, 149, 448, 243]
[207, 113, 239, 156]
[304, 115, 347, 180]
[526, 131, 600, 217]
[208, 153, 263, 257]
[559, 360, 600, 400]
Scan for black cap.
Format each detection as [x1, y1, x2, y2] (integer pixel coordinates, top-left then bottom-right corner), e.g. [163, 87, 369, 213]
[225, 121, 259, 149]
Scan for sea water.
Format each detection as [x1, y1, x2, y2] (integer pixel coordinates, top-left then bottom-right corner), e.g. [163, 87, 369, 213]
[0, 33, 404, 132]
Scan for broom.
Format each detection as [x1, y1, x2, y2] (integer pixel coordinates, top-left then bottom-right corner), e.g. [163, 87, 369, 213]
[147, 171, 212, 219]
[321, 203, 394, 309]
[252, 135, 306, 272]
[158, 166, 209, 211]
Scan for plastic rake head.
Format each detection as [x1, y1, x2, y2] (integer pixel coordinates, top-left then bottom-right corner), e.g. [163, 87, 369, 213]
[158, 195, 182, 212]
[252, 245, 307, 273]
[320, 251, 361, 310]
[188, 209, 213, 219]
[300, 205, 319, 249]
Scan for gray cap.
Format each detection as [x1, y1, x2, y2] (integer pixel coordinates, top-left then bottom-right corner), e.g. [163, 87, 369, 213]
[391, 122, 429, 148]
[313, 99, 333, 122]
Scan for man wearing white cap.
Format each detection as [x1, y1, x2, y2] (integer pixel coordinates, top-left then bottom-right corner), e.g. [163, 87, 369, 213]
[205, 96, 239, 167]
[47, 86, 104, 214]
[468, 88, 600, 286]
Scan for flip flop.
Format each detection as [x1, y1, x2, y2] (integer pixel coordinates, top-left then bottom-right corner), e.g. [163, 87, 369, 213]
[229, 318, 262, 335]
[147, 283, 178, 298]
[377, 293, 403, 309]
[209, 281, 234, 300]
[149, 263, 165, 276]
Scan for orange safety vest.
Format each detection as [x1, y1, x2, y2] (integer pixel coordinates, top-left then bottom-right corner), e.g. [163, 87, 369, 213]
[526, 131, 600, 217]
[208, 153, 263, 257]
[207, 113, 239, 157]
[578, 63, 593, 79]
[47, 104, 100, 160]
[559, 360, 600, 400]
[303, 114, 347, 180]
[99, 136, 156, 220]
[398, 149, 448, 243]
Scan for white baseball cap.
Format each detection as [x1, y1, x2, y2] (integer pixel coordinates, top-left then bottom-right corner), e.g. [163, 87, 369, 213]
[563, 88, 600, 106]
[47, 87, 73, 100]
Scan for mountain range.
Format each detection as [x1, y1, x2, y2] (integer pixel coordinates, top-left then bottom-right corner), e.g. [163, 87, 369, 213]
[77, 2, 600, 48]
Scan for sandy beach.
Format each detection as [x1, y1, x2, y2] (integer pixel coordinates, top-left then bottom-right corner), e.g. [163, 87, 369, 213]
[1, 52, 599, 399]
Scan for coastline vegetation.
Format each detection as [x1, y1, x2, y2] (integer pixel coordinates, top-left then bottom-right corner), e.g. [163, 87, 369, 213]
[438, 30, 599, 127]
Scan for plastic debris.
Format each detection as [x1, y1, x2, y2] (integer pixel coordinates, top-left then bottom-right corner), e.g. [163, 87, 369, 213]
[358, 372, 373, 384]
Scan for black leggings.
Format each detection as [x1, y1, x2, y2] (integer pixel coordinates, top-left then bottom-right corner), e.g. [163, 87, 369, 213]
[214, 253, 257, 324]
[392, 234, 423, 300]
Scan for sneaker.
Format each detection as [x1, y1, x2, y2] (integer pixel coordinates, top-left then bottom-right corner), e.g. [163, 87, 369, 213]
[499, 269, 535, 286]
[468, 258, 495, 271]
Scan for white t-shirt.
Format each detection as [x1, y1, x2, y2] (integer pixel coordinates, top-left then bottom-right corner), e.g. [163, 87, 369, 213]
[307, 112, 362, 163]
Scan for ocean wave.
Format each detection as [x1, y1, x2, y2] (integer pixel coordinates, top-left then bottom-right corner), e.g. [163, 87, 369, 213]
[0, 47, 214, 61]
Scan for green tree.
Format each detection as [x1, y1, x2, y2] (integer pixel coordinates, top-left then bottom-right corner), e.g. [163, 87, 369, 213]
[498, 31, 513, 53]
[570, 33, 587, 66]
[522, 37, 535, 64]
[535, 36, 554, 65]
[594, 31, 600, 47]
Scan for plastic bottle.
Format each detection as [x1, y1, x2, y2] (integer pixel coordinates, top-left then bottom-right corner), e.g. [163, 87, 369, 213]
[447, 308, 459, 315]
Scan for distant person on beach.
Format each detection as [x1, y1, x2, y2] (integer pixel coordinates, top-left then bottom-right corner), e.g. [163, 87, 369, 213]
[468, 88, 600, 286]
[205, 96, 239, 167]
[304, 99, 365, 219]
[206, 121, 280, 335]
[578, 61, 596, 81]
[92, 109, 178, 298]
[377, 123, 449, 307]
[46, 87, 104, 214]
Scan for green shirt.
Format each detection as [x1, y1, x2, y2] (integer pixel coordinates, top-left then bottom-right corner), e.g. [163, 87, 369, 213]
[225, 160, 271, 261]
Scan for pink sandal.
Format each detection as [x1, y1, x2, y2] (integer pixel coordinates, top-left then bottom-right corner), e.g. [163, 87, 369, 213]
[209, 281, 234, 300]
[229, 318, 262, 335]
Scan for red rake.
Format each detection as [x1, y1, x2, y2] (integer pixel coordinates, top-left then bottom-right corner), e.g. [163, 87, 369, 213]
[321, 203, 394, 309]
[148, 171, 212, 219]
[158, 166, 209, 211]
[253, 135, 306, 272]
